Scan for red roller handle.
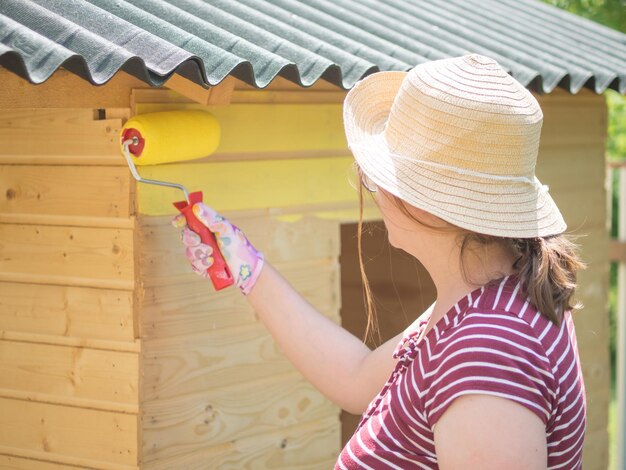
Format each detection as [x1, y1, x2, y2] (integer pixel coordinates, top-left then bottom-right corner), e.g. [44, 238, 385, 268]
[173, 191, 234, 291]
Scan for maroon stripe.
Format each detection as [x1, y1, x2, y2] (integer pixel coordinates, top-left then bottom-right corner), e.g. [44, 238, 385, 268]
[336, 279, 585, 469]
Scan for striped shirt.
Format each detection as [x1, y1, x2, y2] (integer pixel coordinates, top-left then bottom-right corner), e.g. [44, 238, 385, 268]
[335, 275, 586, 469]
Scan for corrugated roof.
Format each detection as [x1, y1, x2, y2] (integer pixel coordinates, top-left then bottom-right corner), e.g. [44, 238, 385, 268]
[1, 0, 625, 94]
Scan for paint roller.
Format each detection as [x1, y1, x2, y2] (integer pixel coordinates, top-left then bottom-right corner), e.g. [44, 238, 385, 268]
[119, 110, 234, 290]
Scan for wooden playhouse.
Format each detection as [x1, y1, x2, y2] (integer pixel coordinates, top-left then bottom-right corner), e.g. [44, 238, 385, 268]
[1, 1, 625, 468]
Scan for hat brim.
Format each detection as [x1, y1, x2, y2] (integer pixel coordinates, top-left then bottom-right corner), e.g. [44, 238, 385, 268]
[343, 71, 567, 238]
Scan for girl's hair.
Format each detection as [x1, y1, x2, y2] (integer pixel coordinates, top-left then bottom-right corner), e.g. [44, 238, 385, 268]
[355, 166, 585, 343]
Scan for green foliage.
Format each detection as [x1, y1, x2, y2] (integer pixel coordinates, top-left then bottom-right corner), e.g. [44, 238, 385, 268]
[543, 0, 626, 33]
[542, 1, 626, 163]
[607, 90, 626, 161]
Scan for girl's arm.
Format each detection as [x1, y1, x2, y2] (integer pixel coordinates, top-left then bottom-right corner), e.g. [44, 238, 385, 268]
[248, 262, 402, 415]
[435, 394, 547, 469]
[176, 203, 408, 414]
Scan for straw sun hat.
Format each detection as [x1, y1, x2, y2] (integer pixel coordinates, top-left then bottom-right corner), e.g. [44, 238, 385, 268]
[343, 54, 566, 238]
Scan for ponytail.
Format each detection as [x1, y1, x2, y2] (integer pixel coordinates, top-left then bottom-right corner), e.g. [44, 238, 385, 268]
[458, 233, 586, 325]
[507, 236, 585, 325]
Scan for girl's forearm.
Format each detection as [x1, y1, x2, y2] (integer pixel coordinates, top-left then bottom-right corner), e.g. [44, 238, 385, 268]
[246, 262, 374, 414]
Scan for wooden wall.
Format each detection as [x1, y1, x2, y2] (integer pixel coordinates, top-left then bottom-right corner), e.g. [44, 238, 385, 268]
[134, 81, 351, 468]
[0, 104, 140, 467]
[0, 66, 611, 469]
[537, 90, 610, 470]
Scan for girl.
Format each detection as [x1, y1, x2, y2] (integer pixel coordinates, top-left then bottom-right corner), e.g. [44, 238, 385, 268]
[175, 54, 586, 469]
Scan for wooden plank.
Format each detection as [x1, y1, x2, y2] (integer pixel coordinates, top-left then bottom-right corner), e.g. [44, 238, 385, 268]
[0, 453, 83, 469]
[143, 415, 340, 470]
[0, 224, 134, 289]
[139, 214, 340, 283]
[0, 108, 95, 125]
[561, 225, 610, 264]
[0, 340, 138, 406]
[142, 317, 344, 401]
[165, 75, 235, 106]
[0, 213, 135, 228]
[134, 87, 346, 106]
[0, 166, 131, 219]
[0, 331, 139, 354]
[142, 259, 340, 338]
[0, 109, 121, 158]
[133, 103, 346, 154]
[549, 188, 606, 232]
[0, 154, 126, 166]
[0, 397, 138, 468]
[137, 156, 355, 216]
[142, 372, 339, 463]
[0, 282, 135, 342]
[0, 273, 134, 291]
[537, 145, 606, 189]
[0, 69, 144, 109]
[0, 388, 138, 415]
[538, 92, 606, 139]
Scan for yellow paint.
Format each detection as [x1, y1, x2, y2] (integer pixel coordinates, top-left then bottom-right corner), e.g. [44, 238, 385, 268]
[131, 102, 377, 222]
[134, 103, 347, 154]
[139, 156, 361, 215]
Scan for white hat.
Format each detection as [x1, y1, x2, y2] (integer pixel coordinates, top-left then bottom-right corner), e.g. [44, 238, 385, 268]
[343, 54, 566, 238]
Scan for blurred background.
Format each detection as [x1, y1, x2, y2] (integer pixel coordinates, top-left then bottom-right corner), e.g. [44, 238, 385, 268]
[546, 1, 626, 468]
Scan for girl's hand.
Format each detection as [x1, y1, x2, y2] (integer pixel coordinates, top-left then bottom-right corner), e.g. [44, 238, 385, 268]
[172, 203, 264, 295]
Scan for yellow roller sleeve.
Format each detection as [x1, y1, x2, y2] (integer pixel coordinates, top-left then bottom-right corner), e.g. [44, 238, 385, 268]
[120, 110, 221, 166]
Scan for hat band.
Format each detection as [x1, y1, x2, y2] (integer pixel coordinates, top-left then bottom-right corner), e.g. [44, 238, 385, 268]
[348, 142, 549, 193]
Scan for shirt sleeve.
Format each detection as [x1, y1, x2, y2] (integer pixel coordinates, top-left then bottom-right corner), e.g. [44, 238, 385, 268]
[422, 311, 557, 429]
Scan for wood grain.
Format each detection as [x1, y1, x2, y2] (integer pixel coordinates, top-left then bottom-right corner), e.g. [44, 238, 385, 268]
[143, 372, 339, 464]
[0, 282, 135, 342]
[141, 259, 340, 338]
[143, 415, 340, 470]
[0, 110, 121, 158]
[0, 69, 144, 109]
[0, 224, 134, 289]
[0, 165, 131, 218]
[0, 340, 138, 406]
[0, 398, 138, 467]
[139, 214, 340, 285]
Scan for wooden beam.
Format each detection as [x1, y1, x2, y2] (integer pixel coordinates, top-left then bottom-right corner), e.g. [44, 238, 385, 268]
[132, 87, 346, 106]
[164, 75, 235, 106]
[0, 68, 145, 109]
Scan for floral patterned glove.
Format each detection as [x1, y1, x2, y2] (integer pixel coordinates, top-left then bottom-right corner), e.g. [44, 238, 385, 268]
[172, 203, 264, 295]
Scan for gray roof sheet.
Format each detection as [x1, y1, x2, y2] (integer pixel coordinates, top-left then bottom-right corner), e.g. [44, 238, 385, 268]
[1, 0, 625, 94]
